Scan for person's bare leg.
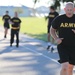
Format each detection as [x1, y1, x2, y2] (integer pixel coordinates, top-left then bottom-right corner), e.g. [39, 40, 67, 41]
[67, 64, 74, 75]
[48, 33, 50, 42]
[60, 62, 69, 75]
[4, 28, 8, 38]
[47, 33, 51, 50]
[49, 36, 55, 52]
[52, 37, 54, 44]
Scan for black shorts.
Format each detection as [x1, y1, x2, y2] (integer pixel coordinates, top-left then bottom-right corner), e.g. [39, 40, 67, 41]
[57, 44, 75, 65]
[4, 23, 10, 29]
[47, 25, 51, 33]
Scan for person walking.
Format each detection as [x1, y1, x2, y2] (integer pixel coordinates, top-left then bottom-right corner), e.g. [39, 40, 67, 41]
[46, 6, 59, 50]
[2, 11, 11, 38]
[10, 12, 21, 47]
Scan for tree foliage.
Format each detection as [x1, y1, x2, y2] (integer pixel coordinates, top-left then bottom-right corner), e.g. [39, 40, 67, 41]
[62, 0, 74, 2]
[32, 0, 40, 16]
[53, 0, 74, 9]
[33, 0, 74, 8]
[33, 0, 40, 5]
[54, 0, 60, 9]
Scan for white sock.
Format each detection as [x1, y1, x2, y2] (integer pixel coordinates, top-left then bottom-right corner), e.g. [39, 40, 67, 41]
[48, 42, 51, 46]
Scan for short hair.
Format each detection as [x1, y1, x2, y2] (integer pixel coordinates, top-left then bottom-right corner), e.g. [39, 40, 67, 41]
[65, 2, 74, 8]
[6, 11, 9, 13]
[50, 6, 55, 10]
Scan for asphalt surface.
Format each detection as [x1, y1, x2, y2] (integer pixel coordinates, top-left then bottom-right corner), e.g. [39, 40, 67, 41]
[0, 26, 75, 75]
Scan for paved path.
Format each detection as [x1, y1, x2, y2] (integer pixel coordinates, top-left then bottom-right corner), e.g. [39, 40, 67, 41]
[0, 26, 75, 75]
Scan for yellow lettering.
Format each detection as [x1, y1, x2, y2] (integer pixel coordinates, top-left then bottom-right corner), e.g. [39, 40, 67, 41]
[65, 23, 68, 27]
[73, 24, 75, 27]
[49, 15, 55, 17]
[4, 17, 9, 18]
[69, 23, 73, 27]
[13, 20, 19, 22]
[60, 23, 75, 28]
[60, 23, 64, 27]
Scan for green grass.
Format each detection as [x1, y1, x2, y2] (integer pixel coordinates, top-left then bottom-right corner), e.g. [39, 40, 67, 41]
[20, 17, 48, 41]
[0, 17, 48, 41]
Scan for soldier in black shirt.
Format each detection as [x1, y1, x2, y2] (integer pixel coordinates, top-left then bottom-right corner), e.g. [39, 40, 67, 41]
[10, 12, 21, 47]
[2, 11, 11, 38]
[46, 6, 59, 50]
[50, 2, 75, 75]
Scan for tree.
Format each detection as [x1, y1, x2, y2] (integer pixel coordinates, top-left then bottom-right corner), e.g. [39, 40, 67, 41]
[53, 0, 74, 10]
[32, 0, 40, 16]
[33, 0, 40, 8]
[54, 0, 60, 9]
[62, 0, 74, 2]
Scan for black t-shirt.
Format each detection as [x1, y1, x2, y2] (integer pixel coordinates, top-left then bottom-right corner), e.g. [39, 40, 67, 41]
[48, 12, 59, 26]
[52, 14, 75, 46]
[11, 17, 21, 27]
[2, 15, 11, 23]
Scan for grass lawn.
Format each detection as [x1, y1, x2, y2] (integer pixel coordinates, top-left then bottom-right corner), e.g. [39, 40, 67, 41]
[20, 17, 48, 41]
[0, 17, 50, 42]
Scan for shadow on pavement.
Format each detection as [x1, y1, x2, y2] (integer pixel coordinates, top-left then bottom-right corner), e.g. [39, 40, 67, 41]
[0, 34, 60, 75]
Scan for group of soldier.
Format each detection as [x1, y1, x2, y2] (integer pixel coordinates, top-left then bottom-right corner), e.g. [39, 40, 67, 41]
[2, 11, 21, 47]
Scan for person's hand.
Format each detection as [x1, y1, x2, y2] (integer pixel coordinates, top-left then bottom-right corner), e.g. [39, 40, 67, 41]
[11, 22, 14, 24]
[72, 29, 75, 33]
[8, 20, 14, 24]
[10, 21, 14, 24]
[55, 38, 64, 44]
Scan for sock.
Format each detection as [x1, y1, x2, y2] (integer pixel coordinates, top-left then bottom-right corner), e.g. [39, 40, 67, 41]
[48, 42, 51, 46]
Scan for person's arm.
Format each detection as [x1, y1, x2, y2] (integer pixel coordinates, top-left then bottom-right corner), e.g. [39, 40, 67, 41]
[9, 18, 14, 25]
[18, 19, 21, 30]
[50, 26, 63, 44]
[2, 16, 4, 21]
[50, 26, 58, 40]
[18, 24, 21, 31]
[45, 13, 50, 21]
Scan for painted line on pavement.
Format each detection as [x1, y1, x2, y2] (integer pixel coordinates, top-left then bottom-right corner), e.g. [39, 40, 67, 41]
[24, 46, 59, 64]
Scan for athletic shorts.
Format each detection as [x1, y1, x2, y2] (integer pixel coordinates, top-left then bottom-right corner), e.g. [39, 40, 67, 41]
[4, 23, 10, 29]
[47, 25, 51, 33]
[57, 44, 75, 65]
